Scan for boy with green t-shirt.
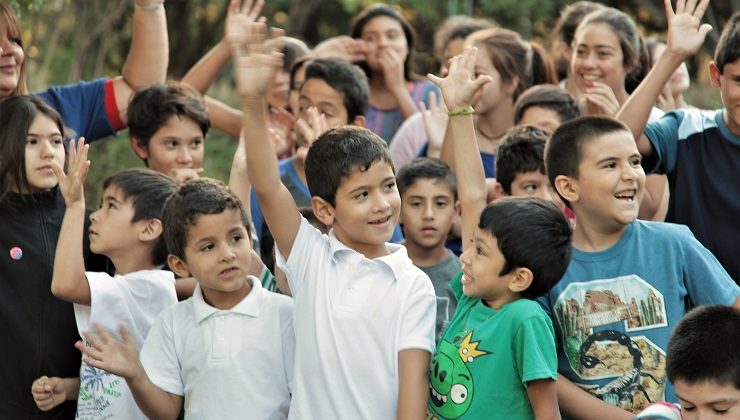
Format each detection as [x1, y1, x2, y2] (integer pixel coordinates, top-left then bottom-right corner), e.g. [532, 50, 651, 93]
[426, 47, 572, 419]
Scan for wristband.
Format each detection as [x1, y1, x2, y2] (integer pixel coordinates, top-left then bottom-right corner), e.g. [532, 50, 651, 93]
[135, 3, 164, 11]
[447, 105, 475, 117]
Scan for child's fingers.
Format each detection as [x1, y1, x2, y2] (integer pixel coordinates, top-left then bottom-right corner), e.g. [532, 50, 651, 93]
[674, 0, 685, 15]
[118, 324, 132, 345]
[427, 73, 443, 87]
[693, 0, 709, 19]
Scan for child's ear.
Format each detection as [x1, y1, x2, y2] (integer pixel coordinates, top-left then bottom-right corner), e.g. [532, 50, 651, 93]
[139, 218, 163, 242]
[351, 115, 367, 128]
[311, 196, 335, 227]
[709, 62, 722, 89]
[507, 267, 533, 293]
[130, 138, 149, 160]
[504, 75, 520, 98]
[554, 174, 579, 205]
[493, 182, 507, 199]
[167, 254, 191, 278]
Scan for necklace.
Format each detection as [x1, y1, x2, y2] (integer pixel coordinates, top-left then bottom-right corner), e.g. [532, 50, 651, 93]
[475, 120, 504, 153]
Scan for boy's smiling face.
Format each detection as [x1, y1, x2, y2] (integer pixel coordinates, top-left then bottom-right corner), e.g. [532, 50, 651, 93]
[459, 227, 519, 309]
[328, 160, 401, 259]
[675, 379, 740, 420]
[169, 208, 252, 309]
[564, 130, 645, 232]
[400, 178, 458, 251]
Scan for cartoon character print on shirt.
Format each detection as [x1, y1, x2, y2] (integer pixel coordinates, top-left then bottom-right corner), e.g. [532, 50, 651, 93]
[427, 331, 490, 419]
[554, 275, 668, 413]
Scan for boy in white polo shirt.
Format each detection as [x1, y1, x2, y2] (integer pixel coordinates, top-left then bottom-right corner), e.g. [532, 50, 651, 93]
[75, 179, 295, 419]
[234, 22, 436, 419]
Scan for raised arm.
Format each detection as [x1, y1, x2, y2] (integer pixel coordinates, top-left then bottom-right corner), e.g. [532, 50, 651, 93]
[616, 0, 712, 157]
[112, 0, 169, 125]
[232, 22, 301, 259]
[76, 324, 183, 419]
[428, 47, 491, 249]
[50, 139, 92, 305]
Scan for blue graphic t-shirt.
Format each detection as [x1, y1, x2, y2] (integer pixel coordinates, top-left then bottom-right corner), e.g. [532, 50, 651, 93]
[537, 220, 739, 414]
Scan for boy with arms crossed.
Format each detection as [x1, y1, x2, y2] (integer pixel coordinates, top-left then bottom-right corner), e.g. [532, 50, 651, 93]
[543, 113, 740, 418]
[617, 0, 740, 282]
[396, 158, 461, 341]
[426, 47, 570, 419]
[74, 179, 294, 419]
[32, 141, 178, 418]
[235, 22, 436, 419]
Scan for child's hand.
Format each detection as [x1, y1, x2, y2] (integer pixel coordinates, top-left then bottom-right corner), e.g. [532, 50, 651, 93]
[75, 323, 142, 382]
[379, 47, 407, 94]
[169, 167, 203, 185]
[427, 47, 492, 110]
[313, 35, 367, 63]
[664, 0, 712, 61]
[233, 23, 284, 98]
[224, 0, 265, 53]
[579, 82, 620, 117]
[51, 138, 90, 206]
[294, 106, 329, 152]
[31, 376, 67, 411]
[419, 91, 448, 155]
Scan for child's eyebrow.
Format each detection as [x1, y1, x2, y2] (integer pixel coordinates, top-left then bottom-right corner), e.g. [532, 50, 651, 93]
[102, 195, 122, 204]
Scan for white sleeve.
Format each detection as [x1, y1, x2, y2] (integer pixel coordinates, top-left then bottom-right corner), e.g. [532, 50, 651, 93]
[74, 272, 133, 341]
[139, 310, 184, 396]
[398, 273, 436, 353]
[279, 298, 296, 394]
[277, 217, 328, 297]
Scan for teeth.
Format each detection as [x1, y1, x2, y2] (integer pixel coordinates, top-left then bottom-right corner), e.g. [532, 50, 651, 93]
[582, 74, 600, 80]
[442, 395, 447, 403]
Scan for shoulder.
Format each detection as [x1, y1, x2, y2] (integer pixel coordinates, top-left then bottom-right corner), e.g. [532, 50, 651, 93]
[507, 299, 550, 323]
[632, 220, 694, 243]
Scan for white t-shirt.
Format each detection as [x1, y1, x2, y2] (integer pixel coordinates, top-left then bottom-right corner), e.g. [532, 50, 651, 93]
[73, 269, 177, 420]
[279, 217, 436, 419]
[140, 277, 294, 420]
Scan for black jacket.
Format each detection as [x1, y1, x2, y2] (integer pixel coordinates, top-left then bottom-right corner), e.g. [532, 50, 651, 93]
[0, 189, 106, 419]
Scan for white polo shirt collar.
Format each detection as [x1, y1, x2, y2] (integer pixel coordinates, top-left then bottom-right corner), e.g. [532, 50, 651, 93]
[327, 229, 411, 282]
[191, 276, 262, 324]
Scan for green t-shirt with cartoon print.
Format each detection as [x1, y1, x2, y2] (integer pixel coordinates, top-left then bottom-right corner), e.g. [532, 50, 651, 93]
[427, 272, 558, 420]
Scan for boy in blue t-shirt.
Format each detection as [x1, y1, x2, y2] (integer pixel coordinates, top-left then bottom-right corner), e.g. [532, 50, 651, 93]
[617, 3, 740, 282]
[426, 46, 572, 419]
[543, 115, 740, 418]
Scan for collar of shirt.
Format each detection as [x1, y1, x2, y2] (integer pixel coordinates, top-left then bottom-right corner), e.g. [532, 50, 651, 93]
[327, 229, 413, 282]
[191, 276, 262, 324]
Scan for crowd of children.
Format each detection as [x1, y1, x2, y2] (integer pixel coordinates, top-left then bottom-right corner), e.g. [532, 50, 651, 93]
[2, 0, 740, 418]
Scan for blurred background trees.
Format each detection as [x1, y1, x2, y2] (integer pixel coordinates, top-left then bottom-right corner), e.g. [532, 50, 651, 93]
[9, 0, 732, 203]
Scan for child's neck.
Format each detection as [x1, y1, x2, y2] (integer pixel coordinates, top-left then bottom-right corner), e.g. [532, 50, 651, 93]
[477, 106, 513, 152]
[483, 292, 520, 311]
[404, 240, 449, 268]
[571, 217, 628, 252]
[202, 278, 253, 310]
[109, 247, 158, 276]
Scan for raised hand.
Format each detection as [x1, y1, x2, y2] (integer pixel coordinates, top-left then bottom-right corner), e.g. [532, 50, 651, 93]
[233, 22, 284, 98]
[665, 0, 712, 60]
[75, 324, 142, 381]
[31, 376, 67, 411]
[427, 47, 492, 110]
[224, 0, 265, 53]
[313, 35, 367, 63]
[379, 48, 407, 93]
[294, 107, 329, 160]
[51, 138, 89, 206]
[420, 91, 448, 154]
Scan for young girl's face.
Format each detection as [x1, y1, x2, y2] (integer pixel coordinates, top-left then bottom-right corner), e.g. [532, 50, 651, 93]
[471, 50, 510, 116]
[23, 114, 65, 193]
[361, 15, 408, 74]
[571, 22, 627, 95]
[0, 28, 25, 97]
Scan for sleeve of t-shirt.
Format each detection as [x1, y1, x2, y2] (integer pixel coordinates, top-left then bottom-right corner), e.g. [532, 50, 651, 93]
[279, 216, 326, 297]
[34, 78, 123, 142]
[74, 272, 137, 343]
[278, 297, 296, 393]
[389, 113, 427, 168]
[140, 310, 184, 396]
[398, 273, 437, 353]
[513, 312, 558, 385]
[678, 226, 740, 306]
[643, 110, 684, 175]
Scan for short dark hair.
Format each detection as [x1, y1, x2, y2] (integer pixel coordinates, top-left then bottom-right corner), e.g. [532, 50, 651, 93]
[545, 116, 631, 208]
[0, 95, 66, 203]
[351, 3, 417, 81]
[714, 12, 740, 74]
[303, 58, 370, 122]
[396, 158, 457, 200]
[305, 126, 393, 206]
[162, 178, 251, 261]
[666, 305, 740, 390]
[514, 85, 581, 126]
[127, 82, 210, 152]
[478, 197, 572, 299]
[495, 127, 550, 195]
[102, 168, 178, 266]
